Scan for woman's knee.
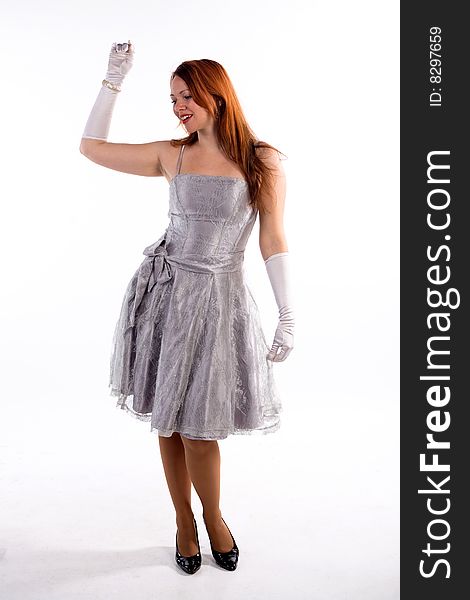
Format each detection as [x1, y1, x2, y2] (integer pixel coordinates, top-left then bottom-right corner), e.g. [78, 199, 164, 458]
[180, 435, 217, 452]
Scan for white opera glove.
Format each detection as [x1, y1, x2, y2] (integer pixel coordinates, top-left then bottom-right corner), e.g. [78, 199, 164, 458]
[264, 251, 295, 362]
[81, 40, 135, 141]
[105, 40, 135, 87]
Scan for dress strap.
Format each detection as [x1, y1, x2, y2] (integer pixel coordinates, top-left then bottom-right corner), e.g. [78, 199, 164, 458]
[175, 144, 186, 175]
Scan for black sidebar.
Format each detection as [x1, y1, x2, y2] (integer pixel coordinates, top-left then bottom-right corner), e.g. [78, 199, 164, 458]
[401, 2, 469, 598]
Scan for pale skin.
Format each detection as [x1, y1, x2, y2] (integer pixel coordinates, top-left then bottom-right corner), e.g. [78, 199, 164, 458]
[80, 75, 288, 556]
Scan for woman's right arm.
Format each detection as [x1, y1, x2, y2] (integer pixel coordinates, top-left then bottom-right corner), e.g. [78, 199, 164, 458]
[79, 138, 166, 178]
[79, 40, 166, 178]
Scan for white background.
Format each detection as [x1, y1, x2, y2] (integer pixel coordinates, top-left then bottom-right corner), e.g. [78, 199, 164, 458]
[0, 1, 399, 598]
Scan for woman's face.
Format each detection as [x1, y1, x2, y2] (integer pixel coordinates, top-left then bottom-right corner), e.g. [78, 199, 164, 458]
[170, 75, 213, 132]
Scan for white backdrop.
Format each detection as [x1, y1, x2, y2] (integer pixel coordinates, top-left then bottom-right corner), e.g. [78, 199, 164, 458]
[0, 1, 399, 598]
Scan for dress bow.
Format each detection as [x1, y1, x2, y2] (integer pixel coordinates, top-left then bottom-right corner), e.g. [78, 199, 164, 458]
[128, 233, 173, 328]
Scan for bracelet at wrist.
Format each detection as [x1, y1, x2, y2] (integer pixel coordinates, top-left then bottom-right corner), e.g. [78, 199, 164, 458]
[102, 79, 122, 92]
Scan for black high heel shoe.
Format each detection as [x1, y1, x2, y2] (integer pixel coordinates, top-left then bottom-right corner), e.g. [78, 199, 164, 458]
[203, 515, 239, 571]
[175, 517, 202, 574]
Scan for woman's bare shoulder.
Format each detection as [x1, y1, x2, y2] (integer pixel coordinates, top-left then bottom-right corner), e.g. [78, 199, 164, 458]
[156, 140, 185, 180]
[254, 141, 282, 164]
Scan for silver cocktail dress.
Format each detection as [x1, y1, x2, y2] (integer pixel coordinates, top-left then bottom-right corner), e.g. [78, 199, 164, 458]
[109, 144, 282, 440]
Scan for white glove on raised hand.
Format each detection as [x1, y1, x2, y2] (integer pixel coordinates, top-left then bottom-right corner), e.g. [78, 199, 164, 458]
[81, 40, 135, 141]
[105, 40, 135, 87]
[264, 252, 295, 362]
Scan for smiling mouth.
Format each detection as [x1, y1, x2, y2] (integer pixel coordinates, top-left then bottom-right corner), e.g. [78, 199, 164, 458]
[180, 114, 193, 123]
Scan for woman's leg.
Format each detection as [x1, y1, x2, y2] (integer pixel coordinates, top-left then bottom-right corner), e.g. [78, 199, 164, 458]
[158, 432, 199, 556]
[179, 436, 234, 553]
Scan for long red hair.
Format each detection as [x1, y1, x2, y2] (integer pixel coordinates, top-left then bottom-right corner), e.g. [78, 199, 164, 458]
[170, 59, 286, 215]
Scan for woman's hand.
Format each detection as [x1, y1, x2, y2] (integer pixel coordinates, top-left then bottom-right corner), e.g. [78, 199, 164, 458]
[267, 306, 294, 362]
[105, 40, 135, 87]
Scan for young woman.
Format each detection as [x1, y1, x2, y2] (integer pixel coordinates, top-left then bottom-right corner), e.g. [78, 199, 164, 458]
[80, 41, 294, 575]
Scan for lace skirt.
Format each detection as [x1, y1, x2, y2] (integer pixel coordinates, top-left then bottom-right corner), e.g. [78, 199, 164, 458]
[108, 231, 282, 440]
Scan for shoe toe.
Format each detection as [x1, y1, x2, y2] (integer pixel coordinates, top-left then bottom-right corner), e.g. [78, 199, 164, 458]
[212, 547, 239, 570]
[176, 551, 201, 574]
